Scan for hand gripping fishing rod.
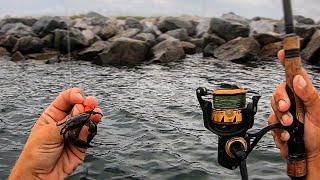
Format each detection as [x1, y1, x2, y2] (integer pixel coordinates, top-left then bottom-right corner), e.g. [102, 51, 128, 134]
[282, 0, 306, 178]
[195, 1, 306, 179]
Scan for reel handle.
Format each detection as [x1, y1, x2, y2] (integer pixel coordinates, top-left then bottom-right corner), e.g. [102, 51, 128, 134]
[283, 34, 306, 178]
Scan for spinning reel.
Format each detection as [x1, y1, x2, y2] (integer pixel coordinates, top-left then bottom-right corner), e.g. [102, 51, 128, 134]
[196, 84, 285, 180]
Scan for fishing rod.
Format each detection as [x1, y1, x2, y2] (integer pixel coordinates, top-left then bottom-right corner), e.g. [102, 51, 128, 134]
[196, 1, 306, 179]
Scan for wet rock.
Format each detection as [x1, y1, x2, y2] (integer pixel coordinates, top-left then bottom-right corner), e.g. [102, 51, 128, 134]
[0, 17, 37, 27]
[209, 18, 249, 41]
[0, 35, 18, 51]
[78, 41, 111, 60]
[12, 36, 43, 54]
[150, 38, 185, 63]
[0, 47, 9, 56]
[10, 51, 25, 61]
[213, 37, 260, 63]
[253, 33, 282, 47]
[258, 42, 283, 60]
[0, 23, 35, 38]
[32, 16, 71, 37]
[202, 33, 226, 57]
[125, 18, 143, 30]
[158, 17, 195, 35]
[294, 15, 315, 25]
[94, 37, 149, 65]
[249, 19, 279, 35]
[221, 12, 250, 26]
[301, 30, 320, 64]
[133, 33, 156, 47]
[110, 28, 141, 40]
[165, 28, 189, 41]
[84, 12, 109, 26]
[295, 24, 319, 49]
[180, 41, 196, 55]
[26, 51, 60, 60]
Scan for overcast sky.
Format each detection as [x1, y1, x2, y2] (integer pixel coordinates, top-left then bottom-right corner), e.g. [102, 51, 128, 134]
[0, 0, 319, 21]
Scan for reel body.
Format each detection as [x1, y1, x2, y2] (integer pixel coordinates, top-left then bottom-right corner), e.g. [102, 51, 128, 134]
[196, 84, 260, 170]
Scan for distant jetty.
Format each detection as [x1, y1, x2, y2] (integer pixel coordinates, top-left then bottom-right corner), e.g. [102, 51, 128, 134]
[0, 12, 320, 65]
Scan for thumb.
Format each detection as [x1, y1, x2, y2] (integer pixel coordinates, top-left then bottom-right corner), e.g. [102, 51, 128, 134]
[293, 75, 320, 123]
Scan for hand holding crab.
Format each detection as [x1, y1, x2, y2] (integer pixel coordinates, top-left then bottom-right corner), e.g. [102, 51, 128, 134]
[9, 88, 103, 180]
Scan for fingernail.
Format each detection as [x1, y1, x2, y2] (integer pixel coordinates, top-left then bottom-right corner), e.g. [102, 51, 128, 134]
[298, 76, 307, 88]
[281, 114, 289, 125]
[281, 131, 287, 140]
[76, 93, 84, 99]
[278, 100, 287, 110]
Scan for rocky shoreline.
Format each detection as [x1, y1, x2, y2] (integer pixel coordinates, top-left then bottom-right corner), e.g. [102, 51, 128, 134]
[0, 12, 320, 65]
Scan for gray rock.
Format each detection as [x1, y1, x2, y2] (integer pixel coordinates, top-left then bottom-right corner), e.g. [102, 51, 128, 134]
[53, 28, 88, 53]
[142, 21, 162, 36]
[134, 33, 156, 47]
[0, 23, 35, 38]
[195, 18, 210, 38]
[156, 34, 175, 44]
[202, 33, 226, 57]
[12, 36, 43, 54]
[221, 12, 249, 26]
[41, 34, 54, 48]
[249, 19, 280, 35]
[253, 33, 282, 48]
[295, 24, 319, 49]
[92, 24, 117, 40]
[0, 35, 18, 50]
[84, 12, 109, 26]
[0, 17, 37, 27]
[94, 37, 149, 65]
[209, 18, 249, 41]
[125, 18, 143, 30]
[301, 30, 320, 64]
[32, 16, 71, 37]
[110, 28, 141, 40]
[10, 51, 25, 61]
[213, 37, 260, 63]
[78, 41, 111, 60]
[150, 38, 185, 63]
[165, 28, 189, 41]
[0, 47, 9, 56]
[158, 17, 195, 35]
[294, 15, 315, 25]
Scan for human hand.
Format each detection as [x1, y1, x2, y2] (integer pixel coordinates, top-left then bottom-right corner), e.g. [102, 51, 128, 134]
[268, 50, 320, 179]
[9, 88, 103, 180]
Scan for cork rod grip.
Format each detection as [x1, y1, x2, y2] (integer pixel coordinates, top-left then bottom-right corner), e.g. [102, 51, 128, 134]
[283, 35, 306, 178]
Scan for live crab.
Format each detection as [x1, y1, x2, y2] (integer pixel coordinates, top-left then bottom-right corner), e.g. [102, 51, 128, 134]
[57, 108, 102, 148]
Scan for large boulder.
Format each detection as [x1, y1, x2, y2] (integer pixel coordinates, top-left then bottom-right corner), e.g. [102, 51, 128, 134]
[0, 23, 35, 38]
[12, 36, 43, 54]
[110, 28, 141, 40]
[213, 37, 260, 63]
[209, 18, 249, 41]
[92, 24, 117, 40]
[32, 16, 71, 37]
[301, 30, 320, 64]
[78, 41, 111, 60]
[165, 28, 189, 41]
[258, 42, 283, 60]
[195, 18, 210, 38]
[150, 38, 185, 63]
[221, 12, 250, 26]
[94, 37, 149, 65]
[158, 17, 195, 35]
[294, 15, 315, 25]
[253, 33, 282, 48]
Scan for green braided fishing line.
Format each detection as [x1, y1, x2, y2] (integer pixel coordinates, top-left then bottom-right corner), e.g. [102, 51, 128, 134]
[213, 94, 246, 109]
